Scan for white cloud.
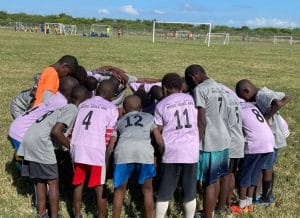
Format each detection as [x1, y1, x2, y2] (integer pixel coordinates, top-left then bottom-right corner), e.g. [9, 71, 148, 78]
[97, 8, 110, 16]
[154, 9, 165, 15]
[119, 5, 139, 16]
[246, 17, 297, 28]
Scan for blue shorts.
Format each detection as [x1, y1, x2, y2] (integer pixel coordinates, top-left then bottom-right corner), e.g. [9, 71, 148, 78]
[263, 149, 279, 169]
[197, 149, 229, 185]
[8, 137, 21, 151]
[239, 153, 272, 187]
[113, 163, 156, 189]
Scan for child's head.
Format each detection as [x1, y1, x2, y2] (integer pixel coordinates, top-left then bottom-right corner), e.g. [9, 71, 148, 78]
[72, 65, 87, 85]
[181, 77, 189, 93]
[85, 76, 98, 92]
[184, 64, 208, 92]
[134, 85, 148, 107]
[161, 73, 183, 96]
[96, 80, 115, 101]
[150, 85, 163, 101]
[108, 76, 121, 95]
[70, 85, 89, 106]
[235, 79, 258, 102]
[56, 55, 78, 78]
[123, 95, 142, 113]
[58, 76, 79, 101]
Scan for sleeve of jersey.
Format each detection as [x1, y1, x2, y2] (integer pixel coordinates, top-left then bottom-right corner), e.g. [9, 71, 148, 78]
[258, 88, 285, 109]
[194, 87, 206, 108]
[57, 105, 78, 128]
[43, 71, 59, 93]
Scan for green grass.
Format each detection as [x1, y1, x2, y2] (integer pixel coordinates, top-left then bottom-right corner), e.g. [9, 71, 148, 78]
[0, 30, 299, 217]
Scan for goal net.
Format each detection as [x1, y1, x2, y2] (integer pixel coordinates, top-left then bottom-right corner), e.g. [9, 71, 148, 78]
[90, 24, 112, 37]
[64, 24, 77, 35]
[273, 35, 293, 45]
[44, 23, 65, 35]
[205, 33, 230, 45]
[152, 21, 212, 46]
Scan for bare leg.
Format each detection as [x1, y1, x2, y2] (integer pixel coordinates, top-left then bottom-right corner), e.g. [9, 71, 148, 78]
[47, 179, 59, 218]
[203, 182, 217, 218]
[218, 175, 230, 210]
[36, 180, 47, 217]
[227, 173, 235, 206]
[142, 179, 154, 218]
[73, 183, 84, 217]
[113, 181, 127, 218]
[95, 185, 106, 218]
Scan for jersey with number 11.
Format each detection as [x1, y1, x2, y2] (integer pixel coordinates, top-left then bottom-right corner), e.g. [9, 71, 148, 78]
[70, 96, 118, 166]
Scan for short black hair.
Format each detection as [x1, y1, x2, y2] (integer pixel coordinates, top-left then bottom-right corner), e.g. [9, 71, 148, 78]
[70, 85, 89, 103]
[96, 79, 115, 100]
[57, 55, 78, 72]
[185, 64, 206, 78]
[162, 73, 182, 90]
[150, 85, 163, 101]
[72, 65, 87, 85]
[235, 79, 250, 97]
[85, 76, 98, 91]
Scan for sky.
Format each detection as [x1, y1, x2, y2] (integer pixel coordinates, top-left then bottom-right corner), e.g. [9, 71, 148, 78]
[0, 0, 299, 28]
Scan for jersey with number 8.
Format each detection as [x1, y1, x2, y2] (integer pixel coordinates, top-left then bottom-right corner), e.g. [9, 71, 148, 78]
[154, 93, 199, 163]
[70, 96, 118, 166]
[240, 102, 274, 154]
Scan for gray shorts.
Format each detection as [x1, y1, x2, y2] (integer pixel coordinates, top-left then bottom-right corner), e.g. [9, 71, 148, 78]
[21, 160, 58, 180]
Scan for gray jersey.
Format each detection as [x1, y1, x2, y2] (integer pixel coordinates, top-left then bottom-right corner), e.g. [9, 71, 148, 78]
[113, 111, 156, 164]
[256, 87, 286, 148]
[194, 79, 231, 152]
[10, 89, 33, 119]
[17, 104, 78, 164]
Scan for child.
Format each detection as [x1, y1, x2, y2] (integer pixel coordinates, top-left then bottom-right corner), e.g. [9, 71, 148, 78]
[154, 73, 199, 218]
[33, 55, 78, 107]
[8, 77, 79, 151]
[185, 64, 231, 218]
[70, 80, 119, 218]
[230, 101, 274, 214]
[17, 85, 88, 218]
[217, 85, 245, 213]
[106, 95, 162, 218]
[236, 79, 291, 204]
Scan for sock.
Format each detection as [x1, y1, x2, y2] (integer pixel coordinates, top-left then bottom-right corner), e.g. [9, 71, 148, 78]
[262, 181, 272, 202]
[155, 201, 169, 218]
[183, 199, 196, 218]
[239, 199, 247, 208]
[246, 197, 253, 206]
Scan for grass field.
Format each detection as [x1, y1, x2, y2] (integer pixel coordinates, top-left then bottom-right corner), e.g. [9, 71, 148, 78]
[0, 30, 299, 218]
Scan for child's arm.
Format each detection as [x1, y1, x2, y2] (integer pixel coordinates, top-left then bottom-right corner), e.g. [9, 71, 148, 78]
[51, 122, 70, 148]
[152, 126, 165, 155]
[106, 135, 117, 170]
[197, 107, 206, 140]
[264, 95, 292, 120]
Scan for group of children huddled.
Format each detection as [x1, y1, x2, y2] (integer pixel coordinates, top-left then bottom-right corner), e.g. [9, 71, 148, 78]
[8, 55, 291, 218]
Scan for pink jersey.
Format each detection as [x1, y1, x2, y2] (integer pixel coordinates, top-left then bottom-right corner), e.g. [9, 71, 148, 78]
[70, 96, 118, 166]
[8, 92, 67, 142]
[240, 102, 274, 154]
[129, 82, 161, 93]
[154, 93, 199, 163]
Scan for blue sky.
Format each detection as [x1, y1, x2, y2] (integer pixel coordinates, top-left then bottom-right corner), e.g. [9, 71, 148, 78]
[0, 0, 299, 28]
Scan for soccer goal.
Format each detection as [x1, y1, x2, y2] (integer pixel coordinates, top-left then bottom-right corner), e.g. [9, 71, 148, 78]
[273, 35, 293, 45]
[15, 22, 26, 32]
[90, 24, 112, 37]
[205, 33, 230, 45]
[44, 23, 65, 35]
[64, 24, 77, 35]
[152, 20, 212, 46]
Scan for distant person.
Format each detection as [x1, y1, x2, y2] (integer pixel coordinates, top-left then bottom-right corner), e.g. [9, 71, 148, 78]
[17, 85, 88, 218]
[33, 55, 78, 107]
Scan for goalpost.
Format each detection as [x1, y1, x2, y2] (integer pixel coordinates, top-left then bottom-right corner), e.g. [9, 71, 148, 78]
[152, 20, 212, 47]
[205, 33, 230, 45]
[64, 24, 77, 35]
[90, 24, 112, 37]
[44, 23, 65, 35]
[273, 35, 293, 45]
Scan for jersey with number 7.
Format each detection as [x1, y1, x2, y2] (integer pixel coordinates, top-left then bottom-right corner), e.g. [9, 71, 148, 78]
[154, 93, 199, 164]
[70, 96, 118, 166]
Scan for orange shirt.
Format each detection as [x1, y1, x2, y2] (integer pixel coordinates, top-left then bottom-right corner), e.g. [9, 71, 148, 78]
[33, 66, 59, 107]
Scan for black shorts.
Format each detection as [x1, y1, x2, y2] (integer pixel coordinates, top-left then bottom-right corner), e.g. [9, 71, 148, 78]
[21, 160, 58, 180]
[156, 163, 197, 202]
[228, 158, 240, 174]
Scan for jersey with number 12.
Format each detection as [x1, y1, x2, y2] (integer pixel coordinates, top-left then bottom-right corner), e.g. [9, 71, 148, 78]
[70, 96, 118, 166]
[154, 93, 199, 164]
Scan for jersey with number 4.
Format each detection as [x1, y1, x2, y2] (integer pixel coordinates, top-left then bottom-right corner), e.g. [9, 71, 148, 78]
[240, 102, 274, 154]
[113, 111, 156, 164]
[70, 96, 118, 166]
[194, 79, 231, 152]
[154, 93, 199, 164]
